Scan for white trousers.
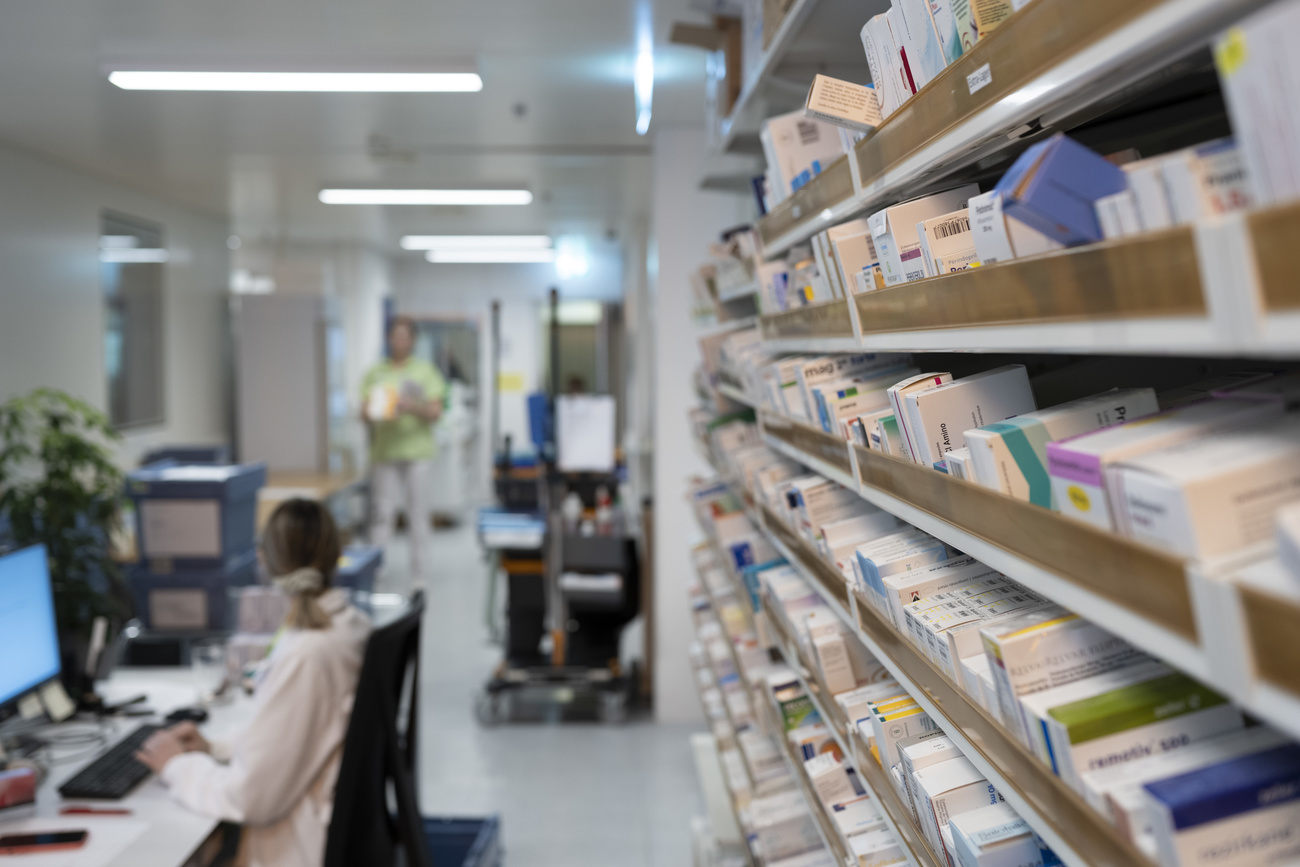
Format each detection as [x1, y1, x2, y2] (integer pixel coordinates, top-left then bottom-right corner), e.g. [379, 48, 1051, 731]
[369, 459, 432, 584]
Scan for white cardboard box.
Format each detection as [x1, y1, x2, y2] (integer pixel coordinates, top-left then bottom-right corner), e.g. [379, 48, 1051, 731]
[911, 756, 1003, 858]
[870, 187, 979, 286]
[905, 365, 1036, 469]
[980, 608, 1145, 747]
[964, 387, 1159, 508]
[887, 372, 956, 462]
[950, 802, 1044, 867]
[1112, 414, 1300, 559]
[1046, 398, 1283, 532]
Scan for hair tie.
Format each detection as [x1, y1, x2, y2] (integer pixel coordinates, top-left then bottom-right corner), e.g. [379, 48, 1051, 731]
[273, 567, 325, 597]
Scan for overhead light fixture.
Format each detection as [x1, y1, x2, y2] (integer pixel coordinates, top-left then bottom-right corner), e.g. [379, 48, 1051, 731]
[555, 236, 590, 280]
[106, 60, 482, 92]
[319, 189, 532, 206]
[426, 249, 556, 264]
[100, 248, 169, 264]
[401, 235, 552, 251]
[634, 3, 655, 136]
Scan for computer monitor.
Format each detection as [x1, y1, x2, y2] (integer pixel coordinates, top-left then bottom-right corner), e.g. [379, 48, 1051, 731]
[0, 544, 61, 710]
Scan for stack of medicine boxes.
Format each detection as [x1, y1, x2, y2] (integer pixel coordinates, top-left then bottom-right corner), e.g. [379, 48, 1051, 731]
[124, 462, 267, 633]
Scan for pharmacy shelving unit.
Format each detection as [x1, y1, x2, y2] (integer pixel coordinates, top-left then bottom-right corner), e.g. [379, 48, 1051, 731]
[750, 409, 1300, 745]
[755, 0, 1273, 256]
[704, 459, 1157, 867]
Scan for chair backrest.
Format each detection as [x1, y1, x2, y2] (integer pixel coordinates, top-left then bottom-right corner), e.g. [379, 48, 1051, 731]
[324, 591, 429, 867]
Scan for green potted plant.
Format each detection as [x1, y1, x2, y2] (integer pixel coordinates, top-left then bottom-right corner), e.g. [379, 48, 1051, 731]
[0, 388, 130, 693]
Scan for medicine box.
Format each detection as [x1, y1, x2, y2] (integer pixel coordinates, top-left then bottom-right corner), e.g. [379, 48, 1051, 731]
[126, 462, 267, 571]
[1079, 727, 1290, 854]
[860, 14, 906, 119]
[1046, 397, 1283, 532]
[851, 828, 909, 867]
[870, 187, 980, 286]
[994, 134, 1127, 246]
[918, 209, 978, 277]
[831, 796, 888, 838]
[1015, 660, 1171, 769]
[1143, 744, 1300, 867]
[888, 372, 956, 462]
[126, 546, 259, 632]
[762, 109, 847, 199]
[964, 387, 1159, 508]
[894, 0, 949, 91]
[1112, 414, 1300, 559]
[950, 803, 1043, 867]
[980, 608, 1145, 747]
[911, 756, 1003, 858]
[904, 365, 1037, 469]
[901, 735, 962, 826]
[880, 557, 988, 629]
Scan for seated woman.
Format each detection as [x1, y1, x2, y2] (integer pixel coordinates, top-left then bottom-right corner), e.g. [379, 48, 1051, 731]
[135, 499, 372, 867]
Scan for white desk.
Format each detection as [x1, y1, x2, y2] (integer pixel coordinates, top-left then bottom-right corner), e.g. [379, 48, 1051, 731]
[7, 668, 255, 867]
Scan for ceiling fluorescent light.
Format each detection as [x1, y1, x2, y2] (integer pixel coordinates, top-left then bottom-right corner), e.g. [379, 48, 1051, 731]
[108, 70, 482, 93]
[401, 235, 552, 251]
[426, 249, 556, 264]
[100, 248, 169, 264]
[634, 3, 654, 136]
[320, 189, 532, 206]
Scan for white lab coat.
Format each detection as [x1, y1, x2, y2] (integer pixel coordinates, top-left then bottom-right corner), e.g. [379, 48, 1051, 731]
[160, 589, 371, 867]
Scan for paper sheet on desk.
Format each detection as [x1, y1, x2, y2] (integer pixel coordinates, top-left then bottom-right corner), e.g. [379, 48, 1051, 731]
[0, 817, 147, 866]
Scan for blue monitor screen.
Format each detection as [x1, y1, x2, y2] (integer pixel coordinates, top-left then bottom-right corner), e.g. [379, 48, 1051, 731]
[0, 544, 61, 708]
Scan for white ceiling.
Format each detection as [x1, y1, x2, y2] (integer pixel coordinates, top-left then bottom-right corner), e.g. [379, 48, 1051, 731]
[0, 0, 711, 250]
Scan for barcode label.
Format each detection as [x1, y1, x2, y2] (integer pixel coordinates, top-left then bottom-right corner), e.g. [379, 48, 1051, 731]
[796, 120, 821, 145]
[967, 63, 993, 95]
[933, 216, 971, 239]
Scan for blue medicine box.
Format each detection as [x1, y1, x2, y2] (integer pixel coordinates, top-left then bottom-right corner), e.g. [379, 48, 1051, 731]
[995, 133, 1127, 246]
[126, 547, 259, 632]
[126, 463, 267, 572]
[335, 545, 382, 594]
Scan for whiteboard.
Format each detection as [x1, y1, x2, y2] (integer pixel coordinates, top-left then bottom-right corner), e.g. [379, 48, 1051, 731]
[556, 395, 616, 473]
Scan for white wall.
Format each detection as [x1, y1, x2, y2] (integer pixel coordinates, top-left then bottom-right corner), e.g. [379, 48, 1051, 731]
[651, 128, 751, 723]
[0, 141, 231, 467]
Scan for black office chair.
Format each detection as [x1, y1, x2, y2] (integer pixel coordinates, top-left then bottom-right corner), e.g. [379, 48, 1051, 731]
[324, 591, 431, 867]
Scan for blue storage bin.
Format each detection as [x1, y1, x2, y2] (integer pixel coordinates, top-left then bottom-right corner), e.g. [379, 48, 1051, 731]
[423, 816, 501, 867]
[140, 445, 232, 466]
[335, 546, 382, 594]
[126, 463, 267, 572]
[126, 547, 259, 632]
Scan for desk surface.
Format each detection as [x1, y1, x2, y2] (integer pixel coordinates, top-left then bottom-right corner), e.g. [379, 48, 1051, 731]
[10, 669, 255, 867]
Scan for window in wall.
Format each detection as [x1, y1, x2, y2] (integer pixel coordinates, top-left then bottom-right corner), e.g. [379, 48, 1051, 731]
[101, 212, 165, 428]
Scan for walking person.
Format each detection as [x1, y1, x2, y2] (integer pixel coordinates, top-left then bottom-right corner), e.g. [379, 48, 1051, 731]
[361, 315, 448, 587]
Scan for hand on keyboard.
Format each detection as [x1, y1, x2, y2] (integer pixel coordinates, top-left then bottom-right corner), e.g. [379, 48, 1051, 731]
[134, 728, 187, 774]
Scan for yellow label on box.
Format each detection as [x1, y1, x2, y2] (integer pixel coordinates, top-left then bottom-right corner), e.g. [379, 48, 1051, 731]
[1215, 27, 1249, 77]
[498, 372, 525, 393]
[1067, 486, 1091, 512]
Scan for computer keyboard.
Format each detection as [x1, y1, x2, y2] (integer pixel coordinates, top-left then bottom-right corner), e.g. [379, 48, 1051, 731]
[58, 723, 162, 800]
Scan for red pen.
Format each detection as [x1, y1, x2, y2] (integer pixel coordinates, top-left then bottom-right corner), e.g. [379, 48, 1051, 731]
[60, 806, 132, 816]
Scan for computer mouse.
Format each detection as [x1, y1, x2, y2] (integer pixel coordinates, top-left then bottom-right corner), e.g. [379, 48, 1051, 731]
[165, 707, 209, 724]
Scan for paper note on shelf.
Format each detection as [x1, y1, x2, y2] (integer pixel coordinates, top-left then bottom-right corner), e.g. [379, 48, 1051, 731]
[804, 74, 883, 133]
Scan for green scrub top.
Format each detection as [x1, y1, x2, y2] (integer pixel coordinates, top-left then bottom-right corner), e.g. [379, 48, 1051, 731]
[362, 358, 448, 463]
